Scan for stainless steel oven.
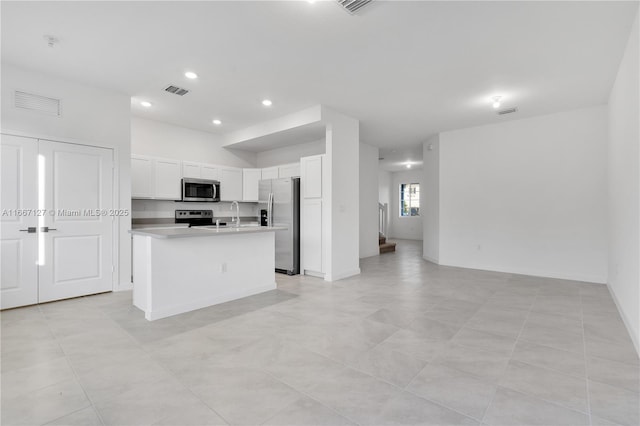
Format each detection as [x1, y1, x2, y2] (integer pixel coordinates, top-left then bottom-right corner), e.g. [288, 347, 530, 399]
[181, 178, 220, 202]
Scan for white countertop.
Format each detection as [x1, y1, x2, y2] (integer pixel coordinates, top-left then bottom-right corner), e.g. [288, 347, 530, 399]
[129, 225, 286, 239]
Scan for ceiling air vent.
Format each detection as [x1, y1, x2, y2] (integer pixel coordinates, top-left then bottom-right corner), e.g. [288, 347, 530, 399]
[15, 91, 61, 116]
[336, 0, 372, 14]
[164, 85, 189, 96]
[497, 107, 518, 115]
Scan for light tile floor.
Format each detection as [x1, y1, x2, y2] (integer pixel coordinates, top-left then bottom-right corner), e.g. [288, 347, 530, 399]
[1, 240, 638, 426]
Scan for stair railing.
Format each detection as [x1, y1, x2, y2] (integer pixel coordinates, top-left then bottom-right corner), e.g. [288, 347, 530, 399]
[378, 202, 388, 237]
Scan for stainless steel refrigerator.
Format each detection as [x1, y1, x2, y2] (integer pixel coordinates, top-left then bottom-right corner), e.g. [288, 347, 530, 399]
[259, 177, 300, 275]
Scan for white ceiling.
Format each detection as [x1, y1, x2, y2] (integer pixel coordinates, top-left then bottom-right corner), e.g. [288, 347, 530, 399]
[2, 0, 637, 168]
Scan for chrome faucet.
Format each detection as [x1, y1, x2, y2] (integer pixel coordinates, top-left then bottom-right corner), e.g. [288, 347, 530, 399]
[230, 201, 240, 228]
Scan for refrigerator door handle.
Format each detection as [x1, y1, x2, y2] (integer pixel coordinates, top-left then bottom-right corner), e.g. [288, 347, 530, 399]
[268, 193, 273, 227]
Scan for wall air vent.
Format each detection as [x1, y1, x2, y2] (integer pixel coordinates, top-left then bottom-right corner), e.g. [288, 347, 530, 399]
[15, 91, 61, 116]
[164, 85, 189, 96]
[497, 107, 518, 115]
[336, 0, 373, 14]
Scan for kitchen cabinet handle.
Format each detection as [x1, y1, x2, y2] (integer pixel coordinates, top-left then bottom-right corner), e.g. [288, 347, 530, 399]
[19, 227, 37, 233]
[40, 227, 58, 232]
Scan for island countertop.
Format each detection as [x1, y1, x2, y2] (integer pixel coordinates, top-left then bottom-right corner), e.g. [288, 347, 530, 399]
[129, 225, 286, 239]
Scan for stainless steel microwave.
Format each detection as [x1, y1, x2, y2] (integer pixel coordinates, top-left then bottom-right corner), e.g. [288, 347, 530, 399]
[181, 178, 220, 202]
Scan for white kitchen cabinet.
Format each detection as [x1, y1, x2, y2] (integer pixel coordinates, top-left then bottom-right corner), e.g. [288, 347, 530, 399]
[242, 168, 261, 201]
[155, 158, 182, 200]
[201, 165, 220, 181]
[301, 155, 323, 199]
[261, 167, 279, 180]
[219, 167, 243, 201]
[183, 161, 220, 181]
[132, 155, 154, 198]
[182, 161, 202, 178]
[132, 155, 181, 200]
[302, 199, 323, 273]
[300, 154, 326, 276]
[278, 163, 300, 178]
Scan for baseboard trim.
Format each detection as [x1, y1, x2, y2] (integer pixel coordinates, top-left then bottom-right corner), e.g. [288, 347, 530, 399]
[304, 270, 325, 279]
[325, 268, 361, 282]
[116, 282, 133, 292]
[423, 255, 439, 264]
[607, 283, 640, 357]
[436, 260, 606, 285]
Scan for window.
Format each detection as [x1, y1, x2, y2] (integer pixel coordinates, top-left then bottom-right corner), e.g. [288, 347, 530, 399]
[400, 183, 420, 217]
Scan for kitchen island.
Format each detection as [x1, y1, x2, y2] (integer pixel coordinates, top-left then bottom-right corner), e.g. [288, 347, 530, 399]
[130, 225, 285, 320]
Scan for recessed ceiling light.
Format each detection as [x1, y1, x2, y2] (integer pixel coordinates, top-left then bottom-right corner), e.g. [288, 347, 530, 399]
[308, 0, 316, 3]
[140, 101, 152, 108]
[212, 119, 222, 125]
[262, 99, 273, 107]
[492, 96, 502, 109]
[185, 71, 198, 79]
[406, 164, 412, 169]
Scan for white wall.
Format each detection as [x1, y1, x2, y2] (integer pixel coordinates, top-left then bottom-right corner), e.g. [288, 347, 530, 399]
[359, 143, 379, 258]
[323, 107, 360, 281]
[607, 12, 639, 353]
[1, 63, 132, 290]
[256, 139, 325, 168]
[438, 106, 608, 283]
[378, 169, 391, 237]
[131, 116, 255, 167]
[389, 169, 423, 241]
[423, 134, 440, 263]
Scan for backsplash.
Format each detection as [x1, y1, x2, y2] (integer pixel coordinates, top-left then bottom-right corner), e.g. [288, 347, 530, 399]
[132, 199, 259, 219]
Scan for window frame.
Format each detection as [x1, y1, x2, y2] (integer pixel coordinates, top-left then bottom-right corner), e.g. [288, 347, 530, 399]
[399, 182, 420, 218]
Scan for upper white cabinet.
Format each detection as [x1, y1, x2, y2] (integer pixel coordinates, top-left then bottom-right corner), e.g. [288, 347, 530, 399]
[182, 161, 220, 181]
[155, 158, 182, 200]
[201, 165, 220, 181]
[242, 168, 261, 201]
[278, 163, 300, 178]
[182, 161, 201, 179]
[132, 155, 181, 200]
[301, 155, 323, 199]
[133, 155, 300, 203]
[300, 154, 326, 276]
[131, 155, 154, 198]
[261, 167, 279, 180]
[219, 167, 243, 201]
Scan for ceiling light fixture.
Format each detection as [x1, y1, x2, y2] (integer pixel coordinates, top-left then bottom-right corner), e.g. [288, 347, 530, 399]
[140, 101, 152, 108]
[212, 119, 222, 125]
[185, 71, 198, 79]
[262, 99, 273, 107]
[406, 164, 412, 169]
[492, 96, 502, 109]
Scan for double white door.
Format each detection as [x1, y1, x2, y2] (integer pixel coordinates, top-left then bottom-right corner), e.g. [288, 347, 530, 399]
[1, 135, 114, 309]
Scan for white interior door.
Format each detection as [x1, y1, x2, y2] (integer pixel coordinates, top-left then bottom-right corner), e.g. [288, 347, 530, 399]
[38, 140, 114, 303]
[1, 135, 39, 309]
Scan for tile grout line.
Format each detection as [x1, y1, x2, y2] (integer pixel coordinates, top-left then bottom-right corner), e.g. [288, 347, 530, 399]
[272, 328, 480, 425]
[39, 302, 107, 426]
[479, 281, 541, 425]
[580, 289, 594, 426]
[254, 353, 365, 426]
